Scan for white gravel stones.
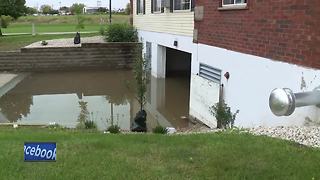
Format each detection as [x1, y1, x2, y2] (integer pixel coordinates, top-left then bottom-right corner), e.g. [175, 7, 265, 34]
[24, 36, 105, 48]
[247, 126, 320, 148]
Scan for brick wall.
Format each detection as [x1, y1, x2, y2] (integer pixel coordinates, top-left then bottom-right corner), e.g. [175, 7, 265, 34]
[195, 0, 320, 69]
[0, 43, 141, 72]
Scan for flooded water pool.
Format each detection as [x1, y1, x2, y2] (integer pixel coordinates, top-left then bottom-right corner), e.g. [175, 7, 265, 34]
[0, 70, 192, 131]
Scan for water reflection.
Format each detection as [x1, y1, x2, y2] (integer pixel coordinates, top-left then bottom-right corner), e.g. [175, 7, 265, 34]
[0, 70, 191, 130]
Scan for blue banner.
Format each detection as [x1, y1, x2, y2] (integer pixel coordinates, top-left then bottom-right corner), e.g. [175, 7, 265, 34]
[24, 142, 56, 162]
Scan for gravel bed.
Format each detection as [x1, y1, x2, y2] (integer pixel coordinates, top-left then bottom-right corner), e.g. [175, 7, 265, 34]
[25, 36, 105, 48]
[246, 126, 320, 148]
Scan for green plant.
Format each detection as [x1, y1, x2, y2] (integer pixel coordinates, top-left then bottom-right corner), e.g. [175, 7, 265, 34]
[84, 120, 97, 129]
[99, 26, 105, 35]
[134, 45, 149, 111]
[210, 100, 239, 129]
[77, 101, 97, 129]
[0, 15, 12, 28]
[152, 126, 167, 134]
[104, 23, 138, 42]
[107, 125, 120, 134]
[75, 15, 85, 30]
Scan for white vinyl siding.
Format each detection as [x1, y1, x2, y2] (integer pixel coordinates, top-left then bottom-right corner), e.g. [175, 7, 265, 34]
[133, 0, 194, 37]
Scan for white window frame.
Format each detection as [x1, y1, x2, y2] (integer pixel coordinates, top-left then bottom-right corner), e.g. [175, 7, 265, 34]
[173, 0, 191, 12]
[222, 0, 247, 7]
[152, 0, 162, 13]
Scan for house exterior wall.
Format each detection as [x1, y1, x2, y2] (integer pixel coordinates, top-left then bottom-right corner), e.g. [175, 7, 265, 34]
[195, 0, 320, 69]
[133, 0, 320, 128]
[197, 43, 320, 127]
[133, 0, 194, 37]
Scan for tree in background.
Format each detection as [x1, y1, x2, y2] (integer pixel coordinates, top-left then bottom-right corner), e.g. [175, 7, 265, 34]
[70, 3, 85, 15]
[25, 7, 38, 15]
[97, 7, 107, 14]
[125, 3, 131, 15]
[40, 5, 52, 14]
[0, 0, 26, 36]
[49, 9, 59, 15]
[59, 6, 70, 14]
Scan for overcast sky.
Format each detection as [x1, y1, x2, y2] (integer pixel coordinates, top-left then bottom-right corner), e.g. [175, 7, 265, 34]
[26, 0, 130, 10]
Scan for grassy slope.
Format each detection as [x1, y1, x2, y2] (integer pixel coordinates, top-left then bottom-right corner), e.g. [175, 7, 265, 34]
[0, 127, 319, 179]
[2, 15, 130, 34]
[0, 33, 100, 51]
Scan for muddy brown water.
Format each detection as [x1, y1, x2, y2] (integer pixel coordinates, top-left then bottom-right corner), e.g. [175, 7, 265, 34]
[0, 70, 192, 131]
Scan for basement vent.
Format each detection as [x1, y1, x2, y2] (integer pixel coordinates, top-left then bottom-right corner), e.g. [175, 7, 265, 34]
[199, 63, 221, 83]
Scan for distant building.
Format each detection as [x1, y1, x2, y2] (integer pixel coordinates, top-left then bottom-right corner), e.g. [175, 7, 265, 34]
[83, 7, 107, 14]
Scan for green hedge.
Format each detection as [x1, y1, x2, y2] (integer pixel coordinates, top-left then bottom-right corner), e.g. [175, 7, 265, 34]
[105, 23, 138, 42]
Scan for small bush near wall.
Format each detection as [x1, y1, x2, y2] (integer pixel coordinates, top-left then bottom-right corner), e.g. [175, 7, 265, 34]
[105, 24, 138, 42]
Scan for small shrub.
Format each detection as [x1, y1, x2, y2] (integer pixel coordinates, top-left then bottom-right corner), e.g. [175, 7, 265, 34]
[0, 15, 12, 28]
[84, 120, 97, 129]
[105, 24, 138, 42]
[107, 125, 120, 134]
[152, 126, 167, 134]
[210, 100, 239, 129]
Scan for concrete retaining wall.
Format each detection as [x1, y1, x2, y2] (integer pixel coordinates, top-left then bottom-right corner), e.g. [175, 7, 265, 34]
[0, 43, 141, 72]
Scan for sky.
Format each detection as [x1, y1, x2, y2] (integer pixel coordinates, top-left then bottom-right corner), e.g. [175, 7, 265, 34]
[26, 0, 130, 10]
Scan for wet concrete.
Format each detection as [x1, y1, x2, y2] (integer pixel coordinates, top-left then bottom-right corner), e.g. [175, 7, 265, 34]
[0, 70, 192, 130]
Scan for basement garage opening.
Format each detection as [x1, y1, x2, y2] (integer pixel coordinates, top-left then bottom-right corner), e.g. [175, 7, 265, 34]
[163, 47, 192, 128]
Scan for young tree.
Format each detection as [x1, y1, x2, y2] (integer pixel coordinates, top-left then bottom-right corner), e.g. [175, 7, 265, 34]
[25, 7, 38, 15]
[0, 0, 26, 36]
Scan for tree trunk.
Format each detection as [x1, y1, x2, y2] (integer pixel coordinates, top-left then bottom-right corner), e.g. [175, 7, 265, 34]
[0, 28, 2, 36]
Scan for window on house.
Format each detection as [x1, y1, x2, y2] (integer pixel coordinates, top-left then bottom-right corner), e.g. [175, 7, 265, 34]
[137, 0, 145, 14]
[152, 0, 164, 13]
[222, 0, 247, 6]
[174, 0, 191, 11]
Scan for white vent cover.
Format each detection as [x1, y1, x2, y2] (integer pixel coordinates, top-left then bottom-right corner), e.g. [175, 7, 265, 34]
[199, 63, 221, 84]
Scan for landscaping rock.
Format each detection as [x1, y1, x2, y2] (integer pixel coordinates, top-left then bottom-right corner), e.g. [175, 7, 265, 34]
[246, 126, 320, 148]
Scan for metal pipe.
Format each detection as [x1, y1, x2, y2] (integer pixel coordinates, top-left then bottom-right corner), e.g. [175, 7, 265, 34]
[269, 88, 320, 116]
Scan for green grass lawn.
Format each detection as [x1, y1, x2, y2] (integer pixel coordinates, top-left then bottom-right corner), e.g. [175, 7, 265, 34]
[1, 15, 130, 34]
[2, 24, 103, 34]
[0, 127, 319, 179]
[0, 33, 100, 51]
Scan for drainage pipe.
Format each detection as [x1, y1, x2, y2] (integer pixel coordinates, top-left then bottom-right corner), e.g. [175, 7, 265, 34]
[269, 88, 320, 116]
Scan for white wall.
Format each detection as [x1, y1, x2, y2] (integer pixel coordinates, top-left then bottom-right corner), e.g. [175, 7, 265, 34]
[197, 43, 320, 128]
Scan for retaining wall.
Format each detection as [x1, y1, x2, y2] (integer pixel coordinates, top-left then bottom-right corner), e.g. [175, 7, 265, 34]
[0, 43, 141, 72]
